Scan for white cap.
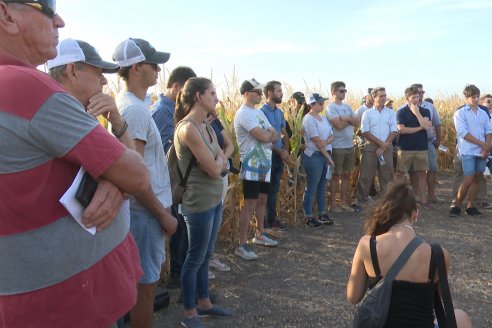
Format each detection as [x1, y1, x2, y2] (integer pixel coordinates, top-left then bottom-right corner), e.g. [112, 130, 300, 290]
[112, 38, 170, 67]
[47, 38, 119, 73]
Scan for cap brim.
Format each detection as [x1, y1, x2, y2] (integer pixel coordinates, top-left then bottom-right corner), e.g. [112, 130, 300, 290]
[84, 58, 120, 74]
[146, 51, 171, 64]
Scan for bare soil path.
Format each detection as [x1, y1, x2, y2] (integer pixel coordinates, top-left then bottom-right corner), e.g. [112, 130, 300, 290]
[154, 174, 491, 327]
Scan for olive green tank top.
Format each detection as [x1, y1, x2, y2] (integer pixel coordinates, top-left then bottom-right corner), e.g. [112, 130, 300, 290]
[175, 119, 223, 214]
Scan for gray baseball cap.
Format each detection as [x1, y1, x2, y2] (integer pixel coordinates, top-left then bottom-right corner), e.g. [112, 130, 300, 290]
[47, 38, 119, 73]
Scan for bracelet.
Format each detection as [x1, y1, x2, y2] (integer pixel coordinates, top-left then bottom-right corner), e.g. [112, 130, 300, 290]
[112, 120, 128, 139]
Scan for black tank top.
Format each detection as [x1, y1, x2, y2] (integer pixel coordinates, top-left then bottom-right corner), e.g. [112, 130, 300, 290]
[368, 235, 437, 328]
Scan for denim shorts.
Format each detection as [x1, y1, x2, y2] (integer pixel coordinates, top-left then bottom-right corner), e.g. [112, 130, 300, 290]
[130, 207, 165, 284]
[461, 154, 487, 176]
[427, 142, 438, 172]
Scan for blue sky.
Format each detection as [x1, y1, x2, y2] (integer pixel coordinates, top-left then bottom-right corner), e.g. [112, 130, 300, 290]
[57, 0, 491, 98]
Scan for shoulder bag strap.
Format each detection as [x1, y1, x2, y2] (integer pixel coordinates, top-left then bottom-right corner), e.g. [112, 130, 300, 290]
[175, 120, 196, 186]
[432, 244, 457, 328]
[369, 235, 382, 277]
[385, 237, 423, 281]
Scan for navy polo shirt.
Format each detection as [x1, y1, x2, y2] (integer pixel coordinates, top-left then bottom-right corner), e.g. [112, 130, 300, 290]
[396, 105, 431, 151]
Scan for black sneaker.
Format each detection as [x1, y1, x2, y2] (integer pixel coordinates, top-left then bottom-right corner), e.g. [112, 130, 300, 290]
[270, 219, 288, 231]
[449, 206, 461, 217]
[305, 217, 322, 228]
[317, 213, 334, 225]
[465, 207, 481, 216]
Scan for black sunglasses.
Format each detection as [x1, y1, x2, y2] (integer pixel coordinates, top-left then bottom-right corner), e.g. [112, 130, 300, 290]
[248, 90, 262, 96]
[141, 62, 159, 71]
[4, 0, 56, 18]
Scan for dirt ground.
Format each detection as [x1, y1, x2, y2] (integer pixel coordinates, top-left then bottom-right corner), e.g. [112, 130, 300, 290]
[153, 173, 491, 327]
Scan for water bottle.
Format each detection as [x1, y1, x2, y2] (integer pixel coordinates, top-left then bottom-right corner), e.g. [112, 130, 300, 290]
[326, 165, 332, 180]
[378, 155, 386, 166]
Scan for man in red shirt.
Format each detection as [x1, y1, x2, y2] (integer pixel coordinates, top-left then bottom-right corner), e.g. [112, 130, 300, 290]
[0, 2, 163, 327]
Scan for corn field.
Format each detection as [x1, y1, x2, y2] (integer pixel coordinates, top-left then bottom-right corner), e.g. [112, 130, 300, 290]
[105, 72, 467, 246]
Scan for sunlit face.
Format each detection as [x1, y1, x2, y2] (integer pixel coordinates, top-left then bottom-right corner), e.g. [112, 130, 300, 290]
[481, 97, 492, 111]
[270, 84, 283, 104]
[407, 94, 420, 106]
[72, 63, 107, 107]
[416, 87, 425, 102]
[247, 89, 263, 105]
[333, 87, 347, 101]
[10, 3, 65, 65]
[373, 90, 387, 108]
[199, 84, 219, 112]
[139, 62, 161, 87]
[312, 101, 324, 113]
[465, 94, 480, 107]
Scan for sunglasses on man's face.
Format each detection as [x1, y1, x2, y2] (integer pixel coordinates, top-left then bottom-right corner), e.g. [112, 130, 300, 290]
[337, 89, 347, 93]
[141, 62, 159, 71]
[248, 90, 262, 96]
[4, 0, 56, 18]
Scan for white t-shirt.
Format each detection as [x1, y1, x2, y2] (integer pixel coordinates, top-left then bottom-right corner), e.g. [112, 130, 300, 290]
[302, 114, 333, 156]
[234, 104, 272, 182]
[234, 104, 273, 182]
[117, 91, 172, 209]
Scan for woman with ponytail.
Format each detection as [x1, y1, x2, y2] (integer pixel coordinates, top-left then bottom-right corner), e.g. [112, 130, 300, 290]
[347, 182, 472, 328]
[173, 78, 232, 328]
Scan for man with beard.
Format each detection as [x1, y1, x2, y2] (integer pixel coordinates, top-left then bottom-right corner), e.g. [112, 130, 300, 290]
[260, 81, 290, 230]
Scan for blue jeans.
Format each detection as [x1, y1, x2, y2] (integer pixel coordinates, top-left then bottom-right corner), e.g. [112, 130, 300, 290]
[169, 204, 188, 277]
[301, 152, 328, 216]
[267, 153, 284, 224]
[181, 202, 223, 310]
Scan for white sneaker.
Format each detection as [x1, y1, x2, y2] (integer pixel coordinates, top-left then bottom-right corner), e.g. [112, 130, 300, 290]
[234, 244, 258, 260]
[208, 270, 216, 280]
[253, 233, 278, 247]
[210, 257, 231, 272]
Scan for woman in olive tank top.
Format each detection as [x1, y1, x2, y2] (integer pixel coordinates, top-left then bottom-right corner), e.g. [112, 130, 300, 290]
[174, 78, 232, 328]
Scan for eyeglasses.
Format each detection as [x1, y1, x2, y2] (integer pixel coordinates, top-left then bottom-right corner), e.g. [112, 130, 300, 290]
[418, 91, 425, 95]
[141, 62, 159, 71]
[4, 0, 56, 18]
[337, 89, 347, 93]
[248, 90, 262, 96]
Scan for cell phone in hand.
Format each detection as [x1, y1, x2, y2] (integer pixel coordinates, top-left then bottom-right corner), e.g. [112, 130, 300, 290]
[75, 172, 98, 208]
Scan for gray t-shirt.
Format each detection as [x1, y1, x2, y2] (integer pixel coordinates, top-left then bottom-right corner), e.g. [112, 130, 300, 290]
[117, 91, 172, 209]
[234, 104, 273, 182]
[326, 102, 356, 148]
[302, 114, 333, 156]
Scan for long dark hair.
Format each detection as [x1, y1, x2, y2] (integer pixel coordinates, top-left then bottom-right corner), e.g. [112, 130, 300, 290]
[174, 77, 212, 126]
[364, 183, 417, 236]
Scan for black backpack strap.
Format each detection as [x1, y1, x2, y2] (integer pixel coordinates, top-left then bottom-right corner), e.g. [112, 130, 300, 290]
[428, 245, 436, 282]
[432, 244, 457, 328]
[369, 235, 382, 277]
[385, 237, 423, 281]
[180, 155, 196, 187]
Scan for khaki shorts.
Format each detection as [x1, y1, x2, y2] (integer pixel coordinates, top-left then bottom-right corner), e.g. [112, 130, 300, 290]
[396, 150, 429, 173]
[332, 147, 355, 175]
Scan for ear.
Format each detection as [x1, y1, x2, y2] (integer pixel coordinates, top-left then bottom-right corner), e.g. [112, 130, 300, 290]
[0, 2, 20, 35]
[65, 63, 78, 81]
